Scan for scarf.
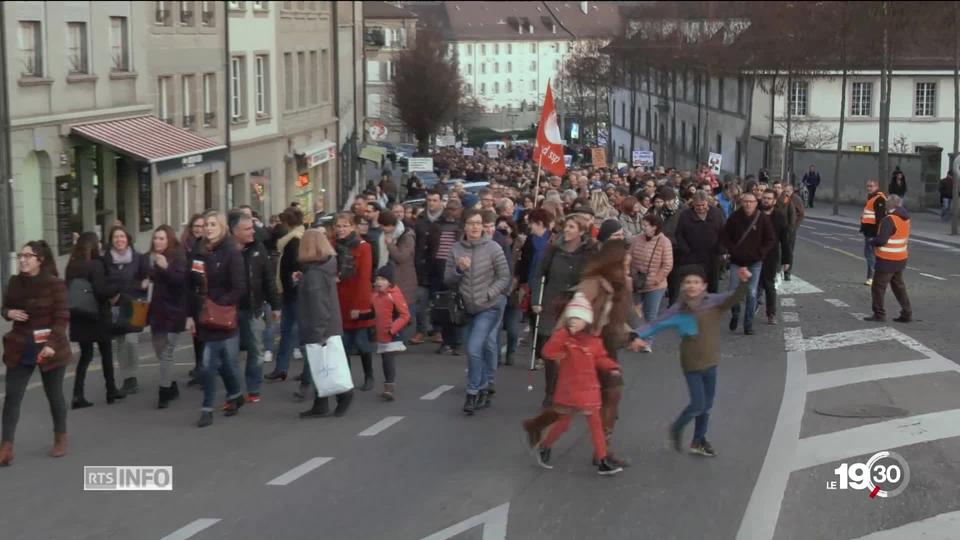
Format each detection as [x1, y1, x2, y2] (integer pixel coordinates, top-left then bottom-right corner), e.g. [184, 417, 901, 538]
[528, 231, 551, 285]
[275, 225, 305, 293]
[426, 208, 443, 222]
[390, 221, 406, 242]
[111, 247, 133, 265]
[336, 232, 361, 280]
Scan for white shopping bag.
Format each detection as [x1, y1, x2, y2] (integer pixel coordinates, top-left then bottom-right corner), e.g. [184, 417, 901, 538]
[306, 336, 354, 398]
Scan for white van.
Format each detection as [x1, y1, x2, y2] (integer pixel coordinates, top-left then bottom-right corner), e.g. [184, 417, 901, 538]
[483, 141, 506, 153]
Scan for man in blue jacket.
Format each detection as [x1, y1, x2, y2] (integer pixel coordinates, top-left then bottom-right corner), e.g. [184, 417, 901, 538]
[802, 165, 821, 208]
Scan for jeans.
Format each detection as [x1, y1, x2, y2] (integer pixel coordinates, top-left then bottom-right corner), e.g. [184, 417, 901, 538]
[729, 261, 763, 329]
[807, 185, 817, 207]
[672, 365, 717, 444]
[114, 333, 139, 380]
[863, 236, 877, 279]
[464, 296, 506, 394]
[151, 332, 181, 387]
[200, 335, 243, 412]
[415, 286, 432, 334]
[3, 364, 67, 442]
[275, 298, 305, 374]
[502, 304, 522, 356]
[942, 197, 953, 222]
[238, 310, 266, 395]
[262, 302, 276, 355]
[633, 288, 666, 342]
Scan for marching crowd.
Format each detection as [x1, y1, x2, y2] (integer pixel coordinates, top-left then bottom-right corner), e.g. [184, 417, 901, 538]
[1, 144, 915, 476]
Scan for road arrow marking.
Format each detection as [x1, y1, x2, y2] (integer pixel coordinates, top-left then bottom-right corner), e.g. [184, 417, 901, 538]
[421, 503, 510, 540]
[161, 519, 221, 540]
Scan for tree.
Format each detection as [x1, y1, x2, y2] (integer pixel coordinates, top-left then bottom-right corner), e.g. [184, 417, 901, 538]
[776, 121, 839, 149]
[449, 97, 484, 141]
[392, 30, 463, 154]
[889, 133, 911, 154]
[558, 40, 613, 145]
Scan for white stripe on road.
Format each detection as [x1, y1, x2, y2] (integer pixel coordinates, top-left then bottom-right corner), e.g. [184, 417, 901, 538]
[919, 272, 947, 281]
[358, 416, 405, 437]
[824, 298, 850, 308]
[852, 510, 960, 539]
[160, 519, 221, 540]
[776, 276, 823, 295]
[780, 297, 796, 307]
[794, 409, 960, 471]
[420, 385, 455, 400]
[781, 312, 800, 323]
[795, 326, 949, 361]
[806, 357, 959, 392]
[266, 457, 333, 486]
[804, 217, 960, 252]
[850, 312, 871, 320]
[799, 224, 816, 230]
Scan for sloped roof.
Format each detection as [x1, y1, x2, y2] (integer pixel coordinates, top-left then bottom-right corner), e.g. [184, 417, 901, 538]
[414, 1, 623, 41]
[364, 1, 418, 20]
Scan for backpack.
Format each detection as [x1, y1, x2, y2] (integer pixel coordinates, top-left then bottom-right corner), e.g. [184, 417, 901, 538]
[68, 277, 99, 318]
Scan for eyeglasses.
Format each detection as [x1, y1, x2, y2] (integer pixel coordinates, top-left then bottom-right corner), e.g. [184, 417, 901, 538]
[17, 253, 38, 260]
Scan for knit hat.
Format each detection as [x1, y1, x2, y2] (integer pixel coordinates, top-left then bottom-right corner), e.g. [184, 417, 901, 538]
[597, 219, 623, 242]
[563, 292, 593, 324]
[462, 193, 479, 209]
[376, 263, 395, 284]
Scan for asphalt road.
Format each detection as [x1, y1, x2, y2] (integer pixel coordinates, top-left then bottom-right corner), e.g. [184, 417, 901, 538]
[1, 215, 958, 540]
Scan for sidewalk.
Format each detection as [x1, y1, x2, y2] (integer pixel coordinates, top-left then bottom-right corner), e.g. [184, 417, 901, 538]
[803, 203, 960, 248]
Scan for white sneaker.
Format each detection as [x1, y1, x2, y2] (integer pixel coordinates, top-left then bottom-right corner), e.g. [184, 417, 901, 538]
[865, 278, 873, 286]
[641, 345, 652, 354]
[263, 351, 273, 363]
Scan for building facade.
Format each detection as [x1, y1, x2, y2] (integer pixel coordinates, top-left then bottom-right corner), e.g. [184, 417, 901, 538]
[363, 1, 417, 144]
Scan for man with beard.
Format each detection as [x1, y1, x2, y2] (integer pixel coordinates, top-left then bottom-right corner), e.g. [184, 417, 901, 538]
[674, 191, 725, 293]
[758, 189, 791, 325]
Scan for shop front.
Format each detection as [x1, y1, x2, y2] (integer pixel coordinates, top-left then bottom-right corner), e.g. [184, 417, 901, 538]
[291, 140, 336, 214]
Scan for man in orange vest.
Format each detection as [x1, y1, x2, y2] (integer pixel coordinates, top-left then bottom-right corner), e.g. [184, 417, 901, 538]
[859, 179, 887, 286]
[864, 195, 912, 323]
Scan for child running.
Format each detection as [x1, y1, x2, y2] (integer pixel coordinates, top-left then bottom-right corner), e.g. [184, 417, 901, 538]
[367, 264, 410, 401]
[632, 264, 751, 457]
[522, 293, 624, 476]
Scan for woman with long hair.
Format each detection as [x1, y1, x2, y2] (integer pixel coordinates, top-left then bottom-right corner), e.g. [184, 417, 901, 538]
[148, 225, 188, 409]
[65, 232, 124, 408]
[103, 225, 150, 395]
[333, 212, 377, 391]
[265, 206, 307, 382]
[2, 241, 71, 464]
[182, 214, 206, 386]
[628, 214, 673, 353]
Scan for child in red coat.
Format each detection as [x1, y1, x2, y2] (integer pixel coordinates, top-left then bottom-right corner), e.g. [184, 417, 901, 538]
[522, 292, 624, 476]
[353, 264, 410, 401]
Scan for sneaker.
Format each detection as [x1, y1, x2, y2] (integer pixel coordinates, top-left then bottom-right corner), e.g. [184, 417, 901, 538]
[864, 278, 873, 286]
[410, 333, 426, 345]
[535, 448, 553, 470]
[767, 315, 777, 325]
[690, 440, 717, 457]
[197, 411, 213, 428]
[669, 427, 683, 453]
[641, 345, 652, 354]
[245, 393, 261, 404]
[462, 394, 478, 416]
[597, 458, 624, 476]
[263, 351, 273, 363]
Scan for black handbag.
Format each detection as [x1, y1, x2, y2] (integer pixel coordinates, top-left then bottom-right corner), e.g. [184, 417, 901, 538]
[430, 290, 466, 326]
[632, 236, 661, 293]
[68, 278, 99, 318]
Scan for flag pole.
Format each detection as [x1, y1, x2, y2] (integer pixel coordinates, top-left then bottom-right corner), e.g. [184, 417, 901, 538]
[533, 151, 544, 206]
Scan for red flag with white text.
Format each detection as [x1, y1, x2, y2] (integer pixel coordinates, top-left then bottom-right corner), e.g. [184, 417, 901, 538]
[533, 81, 566, 177]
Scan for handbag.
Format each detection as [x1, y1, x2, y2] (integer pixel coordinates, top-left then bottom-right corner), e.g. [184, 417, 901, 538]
[129, 299, 150, 330]
[306, 336, 354, 397]
[199, 273, 237, 331]
[67, 278, 99, 318]
[632, 236, 661, 293]
[430, 290, 466, 326]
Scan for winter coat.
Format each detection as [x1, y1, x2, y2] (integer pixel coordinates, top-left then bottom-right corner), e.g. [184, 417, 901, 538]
[187, 236, 247, 342]
[870, 206, 911, 273]
[2, 272, 71, 371]
[104, 248, 149, 334]
[336, 233, 375, 330]
[674, 207, 724, 267]
[147, 249, 189, 334]
[385, 226, 418, 305]
[888, 177, 907, 197]
[240, 240, 280, 314]
[65, 257, 119, 343]
[516, 231, 551, 286]
[370, 286, 410, 343]
[277, 226, 304, 303]
[444, 235, 511, 314]
[618, 213, 643, 240]
[298, 256, 343, 345]
[414, 209, 443, 286]
[629, 232, 674, 293]
[762, 208, 792, 276]
[529, 235, 595, 336]
[802, 171, 821, 188]
[427, 212, 463, 290]
[542, 329, 620, 410]
[721, 208, 776, 267]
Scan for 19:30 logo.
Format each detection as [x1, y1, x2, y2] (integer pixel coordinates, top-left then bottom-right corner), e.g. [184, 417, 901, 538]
[827, 451, 910, 498]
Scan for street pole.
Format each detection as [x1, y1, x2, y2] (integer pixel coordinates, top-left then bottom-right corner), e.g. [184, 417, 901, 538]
[953, 153, 959, 235]
[0, 3, 14, 283]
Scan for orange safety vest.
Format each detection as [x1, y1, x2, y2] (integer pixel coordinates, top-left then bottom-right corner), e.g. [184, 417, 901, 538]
[860, 192, 885, 225]
[875, 214, 909, 261]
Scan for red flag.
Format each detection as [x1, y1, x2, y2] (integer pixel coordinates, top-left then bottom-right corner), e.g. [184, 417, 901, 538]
[533, 81, 566, 177]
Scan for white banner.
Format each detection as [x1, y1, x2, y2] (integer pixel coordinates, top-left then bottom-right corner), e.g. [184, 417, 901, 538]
[708, 152, 723, 175]
[462, 147, 474, 157]
[632, 150, 654, 168]
[407, 157, 434, 172]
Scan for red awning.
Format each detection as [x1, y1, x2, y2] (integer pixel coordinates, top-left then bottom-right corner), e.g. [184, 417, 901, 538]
[71, 115, 226, 163]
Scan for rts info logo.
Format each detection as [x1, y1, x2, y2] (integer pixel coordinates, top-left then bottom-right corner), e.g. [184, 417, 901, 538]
[827, 451, 910, 498]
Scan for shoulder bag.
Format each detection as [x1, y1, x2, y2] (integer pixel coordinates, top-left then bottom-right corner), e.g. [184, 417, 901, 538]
[199, 272, 237, 331]
[631, 236, 661, 294]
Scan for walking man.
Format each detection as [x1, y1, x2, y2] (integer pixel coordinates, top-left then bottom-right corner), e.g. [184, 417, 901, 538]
[720, 192, 775, 335]
[802, 165, 821, 208]
[864, 195, 912, 323]
[758, 190, 791, 325]
[860, 179, 887, 286]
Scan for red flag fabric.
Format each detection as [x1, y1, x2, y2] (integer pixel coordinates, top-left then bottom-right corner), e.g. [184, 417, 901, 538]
[533, 81, 566, 177]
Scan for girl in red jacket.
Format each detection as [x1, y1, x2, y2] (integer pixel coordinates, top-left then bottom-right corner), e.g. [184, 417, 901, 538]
[354, 264, 410, 401]
[521, 293, 624, 476]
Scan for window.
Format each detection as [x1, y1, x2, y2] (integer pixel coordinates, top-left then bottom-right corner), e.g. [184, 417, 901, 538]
[530, 43, 536, 53]
[180, 1, 194, 25]
[156, 1, 171, 25]
[297, 52, 307, 107]
[255, 55, 269, 115]
[19, 21, 42, 77]
[552, 42, 560, 53]
[493, 82, 499, 94]
[507, 43, 512, 54]
[201, 1, 216, 26]
[789, 81, 808, 116]
[850, 144, 872, 152]
[530, 60, 536, 71]
[851, 82, 872, 116]
[692, 125, 698, 154]
[717, 78, 724, 110]
[182, 75, 195, 127]
[367, 60, 381, 82]
[465, 83, 472, 94]
[683, 70, 689, 101]
[253, 1, 267, 10]
[716, 132, 722, 154]
[621, 102, 626, 127]
[494, 43, 499, 54]
[567, 42, 573, 52]
[507, 61, 512, 73]
[181, 179, 194, 226]
[494, 62, 499, 74]
[737, 76, 745, 113]
[530, 80, 536, 91]
[285, 53, 294, 109]
[367, 93, 381, 117]
[110, 17, 129, 71]
[228, 1, 244, 9]
[480, 63, 486, 74]
[230, 56, 245, 120]
[554, 59, 560, 71]
[681, 122, 687, 152]
[480, 44, 486, 55]
[480, 82, 486, 94]
[735, 141, 742, 175]
[66, 22, 88, 74]
[320, 49, 330, 101]
[165, 181, 180, 229]
[506, 80, 512, 92]
[466, 43, 473, 55]
[466, 64, 472, 75]
[915, 82, 936, 117]
[202, 73, 216, 126]
[309, 51, 318, 105]
[158, 77, 172, 122]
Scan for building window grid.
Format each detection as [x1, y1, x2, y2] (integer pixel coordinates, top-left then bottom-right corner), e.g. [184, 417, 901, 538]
[158, 76, 171, 122]
[230, 56, 244, 120]
[110, 17, 129, 72]
[255, 55, 268, 115]
[202, 73, 216, 126]
[788, 81, 808, 116]
[66, 22, 87, 74]
[851, 82, 872, 117]
[182, 75, 195, 127]
[915, 82, 936, 117]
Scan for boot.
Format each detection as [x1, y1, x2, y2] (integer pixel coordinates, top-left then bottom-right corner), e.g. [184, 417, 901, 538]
[50, 433, 67, 458]
[169, 381, 180, 400]
[121, 377, 139, 395]
[360, 375, 375, 392]
[333, 391, 354, 417]
[300, 397, 332, 418]
[476, 389, 492, 409]
[463, 394, 478, 416]
[72, 394, 94, 409]
[106, 383, 126, 404]
[157, 386, 171, 409]
[0, 441, 12, 466]
[381, 383, 395, 402]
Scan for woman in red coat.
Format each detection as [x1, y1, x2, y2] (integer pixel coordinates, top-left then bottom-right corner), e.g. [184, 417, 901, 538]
[333, 212, 377, 391]
[521, 293, 623, 476]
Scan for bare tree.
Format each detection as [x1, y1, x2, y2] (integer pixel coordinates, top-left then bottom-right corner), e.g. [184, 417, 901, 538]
[889, 133, 911, 154]
[776, 121, 839, 150]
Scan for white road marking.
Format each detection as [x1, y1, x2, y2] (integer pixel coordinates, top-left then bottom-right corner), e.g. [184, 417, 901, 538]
[420, 384, 455, 400]
[920, 272, 947, 281]
[804, 217, 960, 252]
[160, 519, 221, 540]
[783, 327, 804, 352]
[850, 312, 871, 320]
[794, 409, 960, 471]
[421, 503, 510, 540]
[799, 224, 816, 230]
[852, 510, 960, 539]
[781, 312, 800, 323]
[824, 298, 850, 308]
[358, 416, 405, 437]
[806, 357, 959, 392]
[776, 276, 822, 295]
[266, 457, 333, 486]
[780, 297, 796, 307]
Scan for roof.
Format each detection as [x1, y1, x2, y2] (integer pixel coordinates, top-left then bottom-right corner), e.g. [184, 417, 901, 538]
[364, 1, 418, 20]
[71, 115, 226, 164]
[411, 1, 623, 41]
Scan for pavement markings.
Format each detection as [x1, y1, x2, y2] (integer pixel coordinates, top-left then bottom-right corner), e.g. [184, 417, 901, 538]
[421, 502, 510, 540]
[919, 272, 947, 281]
[266, 457, 334, 486]
[805, 357, 959, 392]
[780, 297, 796, 307]
[776, 276, 822, 295]
[849, 312, 871, 320]
[160, 518, 221, 540]
[781, 312, 800, 323]
[358, 416, 405, 437]
[824, 298, 850, 308]
[420, 384, 455, 400]
[804, 217, 960, 252]
[852, 510, 960, 539]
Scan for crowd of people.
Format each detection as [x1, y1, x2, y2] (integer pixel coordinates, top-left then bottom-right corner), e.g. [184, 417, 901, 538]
[1, 141, 825, 473]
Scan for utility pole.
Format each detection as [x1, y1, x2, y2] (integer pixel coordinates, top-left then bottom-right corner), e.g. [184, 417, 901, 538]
[0, 3, 14, 283]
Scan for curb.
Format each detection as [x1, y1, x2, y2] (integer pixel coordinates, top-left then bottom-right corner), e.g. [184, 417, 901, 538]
[805, 215, 960, 249]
